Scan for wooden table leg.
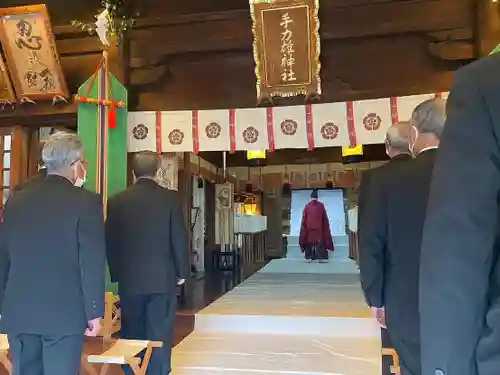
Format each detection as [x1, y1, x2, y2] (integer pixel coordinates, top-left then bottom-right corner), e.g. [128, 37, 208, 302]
[129, 344, 154, 375]
[80, 357, 99, 375]
[0, 351, 12, 375]
[381, 348, 400, 375]
[99, 363, 111, 375]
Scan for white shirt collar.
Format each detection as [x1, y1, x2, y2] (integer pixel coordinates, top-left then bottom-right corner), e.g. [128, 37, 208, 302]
[418, 146, 438, 154]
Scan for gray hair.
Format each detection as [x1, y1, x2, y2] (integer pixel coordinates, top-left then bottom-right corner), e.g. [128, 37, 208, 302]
[386, 121, 410, 152]
[131, 151, 159, 178]
[42, 131, 84, 174]
[411, 98, 447, 139]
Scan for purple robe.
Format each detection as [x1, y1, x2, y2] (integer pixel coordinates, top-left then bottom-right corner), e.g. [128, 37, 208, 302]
[299, 200, 334, 252]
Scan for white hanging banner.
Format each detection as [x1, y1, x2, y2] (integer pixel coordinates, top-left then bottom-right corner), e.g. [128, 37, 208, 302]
[272, 105, 309, 149]
[160, 111, 194, 152]
[234, 107, 269, 151]
[311, 102, 350, 148]
[352, 98, 392, 145]
[128, 111, 157, 152]
[127, 91, 449, 152]
[196, 109, 231, 152]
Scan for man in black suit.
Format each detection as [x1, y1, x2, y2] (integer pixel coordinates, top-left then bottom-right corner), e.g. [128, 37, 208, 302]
[11, 159, 46, 195]
[0, 132, 106, 375]
[359, 98, 446, 375]
[358, 121, 412, 231]
[419, 55, 500, 375]
[106, 151, 189, 375]
[358, 121, 412, 374]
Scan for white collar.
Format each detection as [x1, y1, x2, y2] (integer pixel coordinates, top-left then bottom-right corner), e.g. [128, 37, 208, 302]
[418, 146, 438, 154]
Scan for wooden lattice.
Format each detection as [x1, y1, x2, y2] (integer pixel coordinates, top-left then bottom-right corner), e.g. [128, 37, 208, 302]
[100, 292, 121, 340]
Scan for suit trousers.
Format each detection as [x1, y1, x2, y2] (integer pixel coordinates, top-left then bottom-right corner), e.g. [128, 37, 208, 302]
[381, 328, 393, 375]
[120, 293, 177, 375]
[8, 334, 84, 375]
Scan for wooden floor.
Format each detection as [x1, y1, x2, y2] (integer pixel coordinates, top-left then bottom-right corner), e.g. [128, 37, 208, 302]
[0, 266, 258, 375]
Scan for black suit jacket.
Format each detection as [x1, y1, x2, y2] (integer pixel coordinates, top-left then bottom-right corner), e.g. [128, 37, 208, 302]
[359, 151, 434, 340]
[105, 179, 189, 295]
[420, 54, 500, 375]
[358, 154, 411, 307]
[0, 175, 106, 335]
[357, 169, 372, 231]
[11, 169, 47, 194]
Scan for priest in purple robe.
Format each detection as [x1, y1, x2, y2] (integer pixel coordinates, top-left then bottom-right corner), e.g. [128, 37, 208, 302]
[299, 189, 334, 261]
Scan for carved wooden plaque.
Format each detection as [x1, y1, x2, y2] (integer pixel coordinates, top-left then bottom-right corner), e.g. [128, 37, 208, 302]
[0, 5, 68, 101]
[250, 0, 321, 102]
[155, 154, 179, 191]
[0, 53, 15, 103]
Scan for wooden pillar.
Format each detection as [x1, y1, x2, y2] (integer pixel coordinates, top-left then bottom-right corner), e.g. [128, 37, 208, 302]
[475, 0, 500, 57]
[27, 129, 40, 177]
[10, 126, 31, 188]
[183, 152, 192, 236]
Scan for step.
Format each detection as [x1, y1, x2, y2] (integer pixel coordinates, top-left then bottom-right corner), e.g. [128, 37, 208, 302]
[287, 235, 349, 247]
[172, 332, 381, 375]
[195, 314, 378, 337]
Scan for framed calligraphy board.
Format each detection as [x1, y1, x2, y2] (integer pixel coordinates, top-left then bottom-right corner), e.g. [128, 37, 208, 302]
[0, 53, 15, 103]
[250, 0, 321, 103]
[0, 5, 68, 101]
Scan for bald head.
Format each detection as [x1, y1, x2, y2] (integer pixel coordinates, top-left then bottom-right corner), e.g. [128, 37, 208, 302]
[385, 121, 411, 157]
[131, 151, 159, 179]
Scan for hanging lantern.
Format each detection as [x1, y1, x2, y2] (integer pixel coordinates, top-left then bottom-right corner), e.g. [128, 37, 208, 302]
[247, 150, 266, 160]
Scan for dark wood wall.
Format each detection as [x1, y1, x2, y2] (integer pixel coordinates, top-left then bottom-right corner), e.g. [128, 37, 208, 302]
[2, 0, 476, 114]
[0, 0, 487, 165]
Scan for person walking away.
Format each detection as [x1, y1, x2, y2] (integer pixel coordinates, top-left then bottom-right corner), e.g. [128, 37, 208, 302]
[358, 99, 446, 375]
[419, 54, 500, 375]
[299, 189, 334, 262]
[0, 132, 106, 375]
[11, 158, 47, 195]
[358, 121, 412, 374]
[106, 151, 189, 375]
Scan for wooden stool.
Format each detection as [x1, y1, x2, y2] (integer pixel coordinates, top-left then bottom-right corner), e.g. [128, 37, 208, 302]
[0, 334, 12, 374]
[100, 293, 121, 340]
[382, 348, 401, 375]
[86, 339, 162, 375]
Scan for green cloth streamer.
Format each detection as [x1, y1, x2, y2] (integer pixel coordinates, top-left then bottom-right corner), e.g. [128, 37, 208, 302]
[490, 44, 500, 55]
[77, 69, 128, 294]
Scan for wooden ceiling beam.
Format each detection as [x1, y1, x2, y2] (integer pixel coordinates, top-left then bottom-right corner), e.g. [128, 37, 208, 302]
[225, 145, 388, 167]
[0, 103, 77, 127]
[128, 0, 471, 57]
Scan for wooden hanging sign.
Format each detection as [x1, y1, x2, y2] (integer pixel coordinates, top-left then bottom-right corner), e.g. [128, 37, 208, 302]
[0, 52, 15, 104]
[250, 0, 321, 103]
[0, 5, 68, 102]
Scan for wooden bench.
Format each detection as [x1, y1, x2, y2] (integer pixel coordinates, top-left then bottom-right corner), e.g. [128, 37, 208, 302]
[382, 348, 401, 375]
[0, 334, 11, 375]
[85, 339, 162, 375]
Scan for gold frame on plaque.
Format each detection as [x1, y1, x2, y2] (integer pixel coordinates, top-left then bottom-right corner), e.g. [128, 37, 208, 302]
[0, 4, 69, 101]
[250, 0, 321, 102]
[0, 52, 15, 103]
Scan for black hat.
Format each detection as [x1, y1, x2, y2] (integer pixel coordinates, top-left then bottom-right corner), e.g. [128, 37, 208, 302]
[311, 189, 318, 199]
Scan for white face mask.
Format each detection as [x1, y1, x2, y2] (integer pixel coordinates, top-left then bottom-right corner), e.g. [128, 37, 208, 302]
[409, 126, 419, 157]
[74, 161, 87, 188]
